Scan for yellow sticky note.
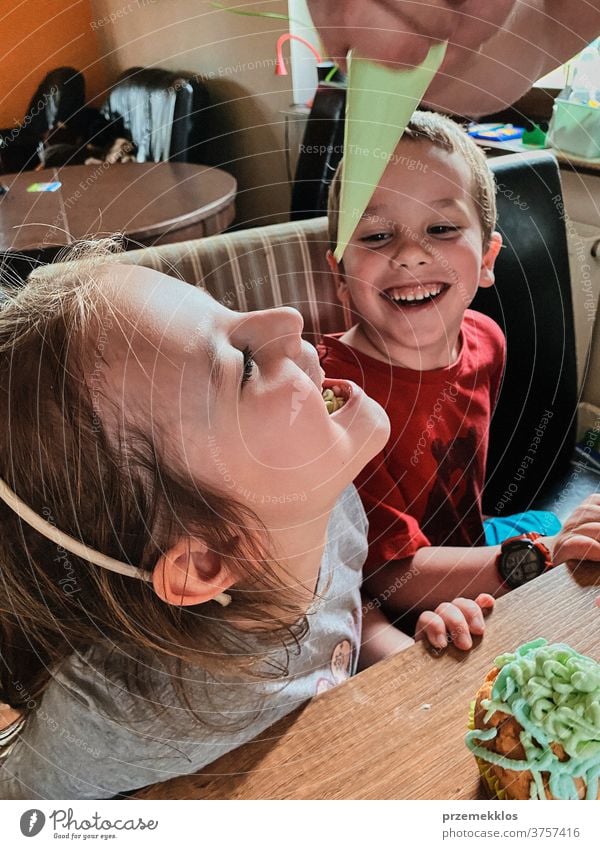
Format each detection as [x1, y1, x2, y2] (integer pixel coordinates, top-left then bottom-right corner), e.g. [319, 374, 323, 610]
[334, 42, 447, 261]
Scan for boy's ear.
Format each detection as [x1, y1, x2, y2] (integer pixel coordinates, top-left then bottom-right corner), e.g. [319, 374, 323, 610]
[479, 231, 503, 289]
[326, 249, 350, 306]
[152, 537, 234, 607]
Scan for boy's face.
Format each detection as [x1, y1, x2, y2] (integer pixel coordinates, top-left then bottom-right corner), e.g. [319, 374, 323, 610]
[329, 138, 502, 368]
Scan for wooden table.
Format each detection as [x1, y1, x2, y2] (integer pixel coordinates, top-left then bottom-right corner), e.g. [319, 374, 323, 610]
[134, 563, 600, 800]
[0, 162, 236, 254]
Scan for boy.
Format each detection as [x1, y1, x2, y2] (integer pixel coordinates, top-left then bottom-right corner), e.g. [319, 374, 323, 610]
[320, 111, 594, 664]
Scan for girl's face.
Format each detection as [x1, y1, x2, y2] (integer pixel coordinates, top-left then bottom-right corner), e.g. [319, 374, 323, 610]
[95, 266, 390, 527]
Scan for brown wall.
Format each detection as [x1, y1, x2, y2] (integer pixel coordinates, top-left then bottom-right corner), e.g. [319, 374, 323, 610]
[0, 0, 107, 127]
[91, 0, 295, 226]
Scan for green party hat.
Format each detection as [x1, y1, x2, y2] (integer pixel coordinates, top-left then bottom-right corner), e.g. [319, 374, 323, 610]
[334, 42, 447, 261]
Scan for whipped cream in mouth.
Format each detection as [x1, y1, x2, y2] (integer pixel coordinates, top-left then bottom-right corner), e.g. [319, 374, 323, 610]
[381, 282, 450, 309]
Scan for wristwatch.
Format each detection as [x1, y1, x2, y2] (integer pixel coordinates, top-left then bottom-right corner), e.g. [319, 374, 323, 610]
[497, 532, 553, 589]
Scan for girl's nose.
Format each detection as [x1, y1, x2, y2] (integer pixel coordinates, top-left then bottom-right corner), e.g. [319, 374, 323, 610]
[241, 306, 304, 359]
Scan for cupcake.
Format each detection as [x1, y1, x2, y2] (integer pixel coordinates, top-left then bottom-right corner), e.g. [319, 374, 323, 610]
[465, 638, 600, 800]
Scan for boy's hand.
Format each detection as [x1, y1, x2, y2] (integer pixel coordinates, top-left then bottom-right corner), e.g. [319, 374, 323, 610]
[415, 593, 495, 650]
[551, 495, 600, 566]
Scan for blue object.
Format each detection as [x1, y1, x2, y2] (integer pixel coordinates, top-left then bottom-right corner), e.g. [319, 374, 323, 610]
[26, 181, 62, 192]
[468, 123, 525, 141]
[484, 511, 562, 545]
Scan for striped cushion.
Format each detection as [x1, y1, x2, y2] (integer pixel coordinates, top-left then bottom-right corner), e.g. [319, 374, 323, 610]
[121, 218, 350, 344]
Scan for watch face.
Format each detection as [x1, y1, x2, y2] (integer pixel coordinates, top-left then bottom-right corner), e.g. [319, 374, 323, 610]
[501, 542, 544, 587]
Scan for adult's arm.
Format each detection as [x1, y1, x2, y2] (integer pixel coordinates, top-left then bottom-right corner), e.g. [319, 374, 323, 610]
[425, 0, 600, 116]
[307, 1, 600, 116]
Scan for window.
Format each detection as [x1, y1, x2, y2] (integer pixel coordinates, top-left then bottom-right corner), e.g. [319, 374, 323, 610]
[535, 38, 600, 94]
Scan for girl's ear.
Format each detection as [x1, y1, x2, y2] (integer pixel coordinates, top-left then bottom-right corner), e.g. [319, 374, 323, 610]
[152, 537, 234, 607]
[326, 249, 350, 308]
[479, 231, 503, 289]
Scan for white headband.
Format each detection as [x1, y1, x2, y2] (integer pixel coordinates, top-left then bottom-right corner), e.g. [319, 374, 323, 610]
[0, 477, 231, 606]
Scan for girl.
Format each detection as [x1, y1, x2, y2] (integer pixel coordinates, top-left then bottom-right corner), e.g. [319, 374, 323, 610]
[0, 244, 493, 798]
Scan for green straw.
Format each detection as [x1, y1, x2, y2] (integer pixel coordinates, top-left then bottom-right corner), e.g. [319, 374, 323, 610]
[324, 64, 339, 83]
[210, 2, 310, 28]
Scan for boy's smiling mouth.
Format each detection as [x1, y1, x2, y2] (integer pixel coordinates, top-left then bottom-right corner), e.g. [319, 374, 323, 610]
[381, 282, 450, 308]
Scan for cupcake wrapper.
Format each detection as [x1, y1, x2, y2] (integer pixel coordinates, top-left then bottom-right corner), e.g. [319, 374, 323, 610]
[468, 700, 508, 800]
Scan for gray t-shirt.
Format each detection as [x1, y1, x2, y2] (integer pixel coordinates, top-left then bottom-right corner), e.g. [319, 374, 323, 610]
[0, 485, 366, 799]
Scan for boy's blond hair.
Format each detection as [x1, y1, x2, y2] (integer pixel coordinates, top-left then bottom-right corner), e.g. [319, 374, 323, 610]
[327, 110, 497, 251]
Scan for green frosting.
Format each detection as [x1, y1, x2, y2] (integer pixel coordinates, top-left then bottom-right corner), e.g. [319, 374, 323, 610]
[465, 639, 600, 800]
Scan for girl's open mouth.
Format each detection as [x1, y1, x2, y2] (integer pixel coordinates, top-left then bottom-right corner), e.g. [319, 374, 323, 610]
[322, 379, 351, 415]
[381, 282, 450, 309]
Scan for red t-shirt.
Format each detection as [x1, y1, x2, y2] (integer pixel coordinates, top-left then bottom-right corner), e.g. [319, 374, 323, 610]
[318, 310, 506, 574]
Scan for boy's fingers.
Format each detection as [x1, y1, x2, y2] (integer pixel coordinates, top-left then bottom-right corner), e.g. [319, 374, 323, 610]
[569, 520, 600, 536]
[435, 602, 472, 650]
[474, 593, 495, 613]
[448, 597, 486, 635]
[574, 494, 600, 511]
[554, 533, 600, 564]
[415, 611, 447, 648]
[416, 595, 494, 651]
[562, 503, 600, 531]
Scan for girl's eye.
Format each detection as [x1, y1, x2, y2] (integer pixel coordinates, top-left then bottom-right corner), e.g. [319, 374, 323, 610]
[360, 232, 393, 244]
[428, 224, 461, 236]
[241, 346, 255, 386]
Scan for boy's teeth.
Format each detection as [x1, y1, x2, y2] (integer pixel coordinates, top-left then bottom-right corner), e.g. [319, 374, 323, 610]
[386, 284, 444, 303]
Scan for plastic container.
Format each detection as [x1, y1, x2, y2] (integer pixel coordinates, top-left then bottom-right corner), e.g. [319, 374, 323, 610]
[568, 37, 600, 103]
[547, 97, 600, 159]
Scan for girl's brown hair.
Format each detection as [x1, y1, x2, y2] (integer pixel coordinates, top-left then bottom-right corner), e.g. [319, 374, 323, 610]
[0, 242, 309, 719]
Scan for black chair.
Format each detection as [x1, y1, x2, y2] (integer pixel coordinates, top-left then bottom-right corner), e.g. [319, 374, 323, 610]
[290, 83, 346, 220]
[100, 67, 210, 163]
[471, 152, 598, 519]
[0, 68, 86, 173]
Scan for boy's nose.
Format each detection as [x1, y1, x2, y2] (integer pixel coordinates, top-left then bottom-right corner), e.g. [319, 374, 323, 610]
[389, 240, 432, 269]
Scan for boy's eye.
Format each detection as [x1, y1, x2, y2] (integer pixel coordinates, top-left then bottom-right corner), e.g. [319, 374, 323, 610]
[360, 232, 393, 244]
[428, 224, 461, 236]
[241, 346, 255, 387]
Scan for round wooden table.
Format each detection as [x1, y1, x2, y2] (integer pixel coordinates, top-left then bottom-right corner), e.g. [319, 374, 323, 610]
[0, 162, 237, 254]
